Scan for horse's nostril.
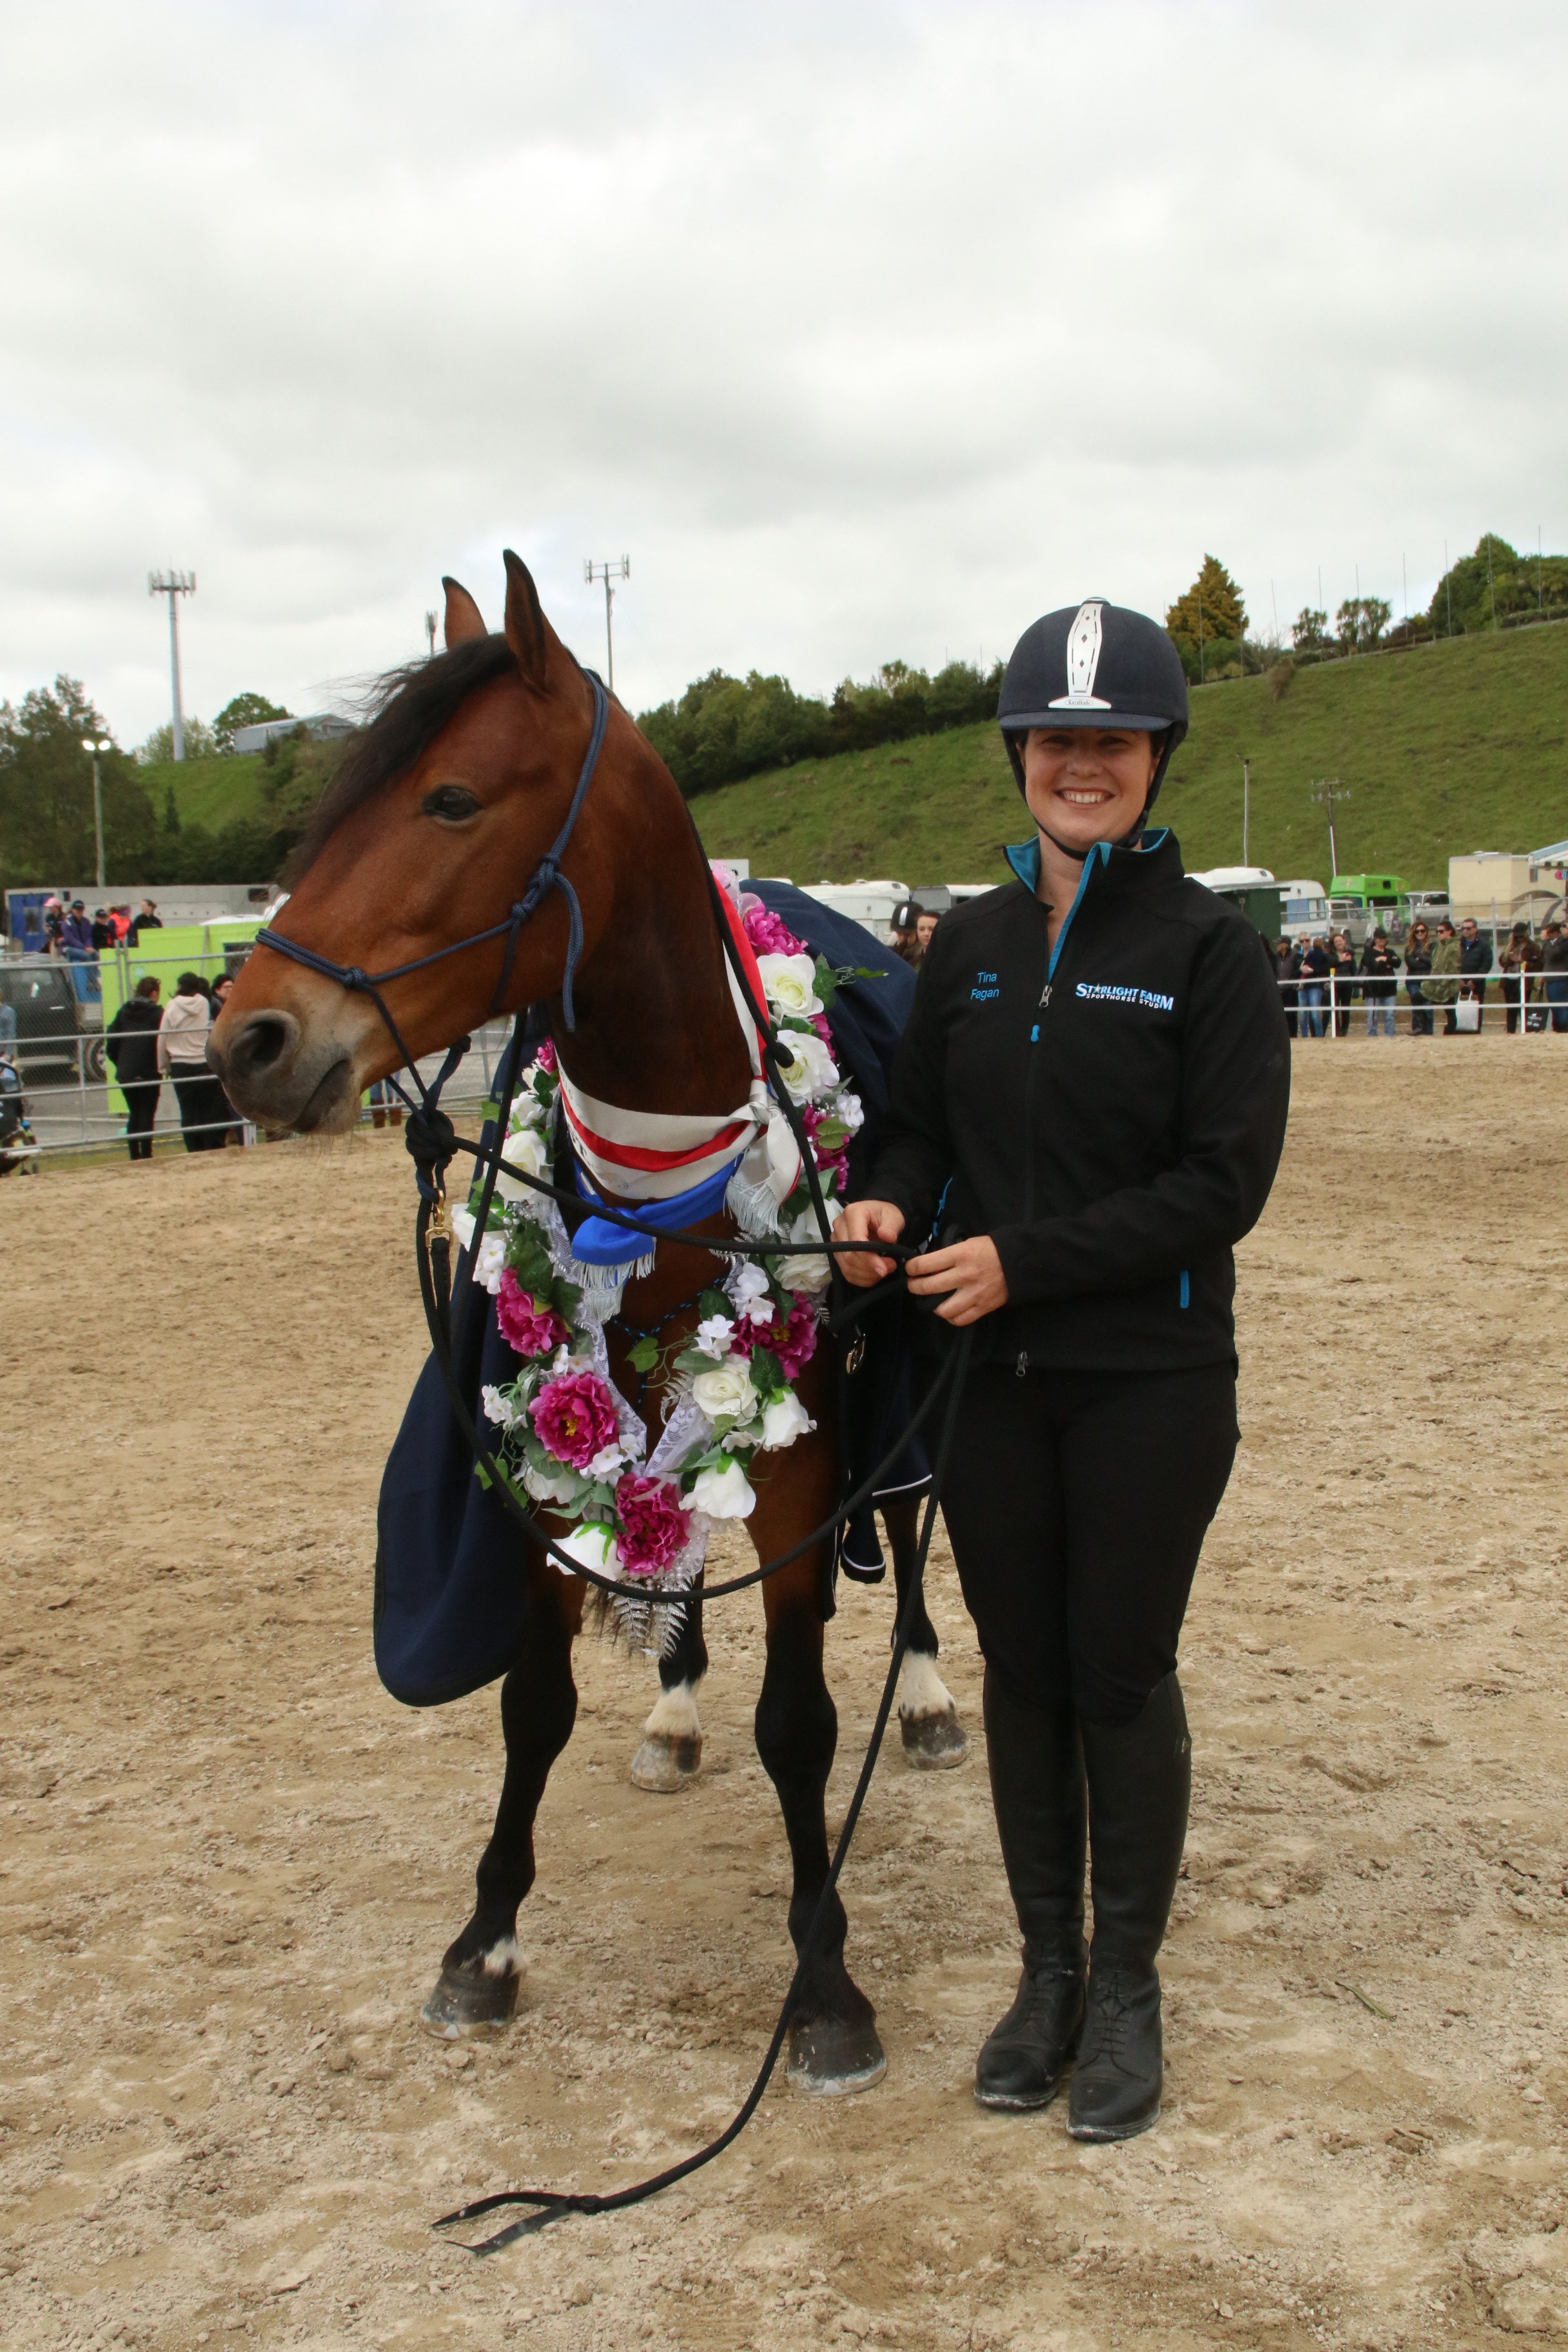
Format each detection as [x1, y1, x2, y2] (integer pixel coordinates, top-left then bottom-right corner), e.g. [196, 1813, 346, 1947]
[231, 1012, 297, 1075]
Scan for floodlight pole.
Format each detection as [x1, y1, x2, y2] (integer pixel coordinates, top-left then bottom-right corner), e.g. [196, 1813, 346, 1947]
[148, 570, 196, 760]
[1311, 777, 1349, 879]
[1242, 758, 1251, 865]
[584, 554, 630, 692]
[425, 609, 437, 659]
[83, 738, 111, 887]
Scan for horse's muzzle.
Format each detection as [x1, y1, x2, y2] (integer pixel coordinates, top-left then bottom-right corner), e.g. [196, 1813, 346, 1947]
[210, 1007, 358, 1133]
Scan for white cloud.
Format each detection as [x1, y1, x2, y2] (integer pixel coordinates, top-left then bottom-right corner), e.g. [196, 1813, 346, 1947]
[1, 0, 1563, 742]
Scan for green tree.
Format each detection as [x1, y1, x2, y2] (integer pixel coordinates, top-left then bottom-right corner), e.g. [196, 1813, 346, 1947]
[1166, 556, 1248, 652]
[137, 716, 219, 763]
[1336, 596, 1393, 651]
[0, 677, 156, 886]
[1425, 534, 1568, 636]
[213, 691, 291, 752]
[1291, 607, 1330, 652]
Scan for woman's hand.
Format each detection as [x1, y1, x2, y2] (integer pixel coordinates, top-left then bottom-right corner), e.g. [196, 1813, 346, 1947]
[905, 1235, 1009, 1326]
[832, 1199, 906, 1287]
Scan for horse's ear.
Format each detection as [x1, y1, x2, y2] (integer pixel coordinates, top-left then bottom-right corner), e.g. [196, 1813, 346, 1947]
[442, 577, 488, 648]
[502, 547, 568, 696]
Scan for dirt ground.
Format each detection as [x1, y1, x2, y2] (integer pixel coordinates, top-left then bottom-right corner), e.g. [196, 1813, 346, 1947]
[5, 1035, 1568, 2352]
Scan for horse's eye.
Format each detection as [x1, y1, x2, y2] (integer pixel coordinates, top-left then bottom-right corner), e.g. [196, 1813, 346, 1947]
[421, 785, 480, 821]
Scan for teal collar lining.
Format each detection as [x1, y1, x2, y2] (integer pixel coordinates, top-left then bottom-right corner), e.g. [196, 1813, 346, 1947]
[1005, 827, 1169, 890]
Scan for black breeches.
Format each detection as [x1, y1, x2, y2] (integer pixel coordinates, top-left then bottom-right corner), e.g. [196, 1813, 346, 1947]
[939, 1362, 1239, 1730]
[124, 1080, 160, 1159]
[172, 1068, 229, 1150]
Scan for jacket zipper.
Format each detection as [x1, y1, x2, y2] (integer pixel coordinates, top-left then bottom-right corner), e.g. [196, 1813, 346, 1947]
[1016, 848, 1106, 1381]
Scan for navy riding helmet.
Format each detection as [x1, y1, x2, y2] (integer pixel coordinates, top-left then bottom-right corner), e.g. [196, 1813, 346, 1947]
[997, 598, 1190, 818]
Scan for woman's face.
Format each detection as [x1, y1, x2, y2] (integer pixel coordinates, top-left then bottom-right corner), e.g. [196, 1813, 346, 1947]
[915, 913, 938, 948]
[1022, 727, 1157, 853]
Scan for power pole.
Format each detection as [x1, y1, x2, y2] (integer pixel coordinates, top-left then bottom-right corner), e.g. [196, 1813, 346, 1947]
[83, 736, 112, 887]
[148, 570, 196, 759]
[1311, 778, 1350, 880]
[1242, 758, 1251, 865]
[584, 554, 629, 692]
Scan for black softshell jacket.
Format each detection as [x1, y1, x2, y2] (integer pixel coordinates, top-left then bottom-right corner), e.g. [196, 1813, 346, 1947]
[865, 829, 1291, 1372]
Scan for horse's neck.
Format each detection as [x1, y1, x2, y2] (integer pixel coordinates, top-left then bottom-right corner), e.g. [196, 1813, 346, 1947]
[553, 820, 751, 1119]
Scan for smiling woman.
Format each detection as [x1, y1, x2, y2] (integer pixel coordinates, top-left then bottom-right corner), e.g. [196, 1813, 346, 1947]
[835, 597, 1291, 2146]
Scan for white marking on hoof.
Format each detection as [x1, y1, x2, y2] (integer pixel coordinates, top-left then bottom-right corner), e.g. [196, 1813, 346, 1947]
[897, 1651, 956, 1721]
[643, 1678, 703, 1741]
[481, 1936, 522, 1979]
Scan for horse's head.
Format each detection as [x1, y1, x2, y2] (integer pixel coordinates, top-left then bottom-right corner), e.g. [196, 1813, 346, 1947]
[213, 552, 625, 1133]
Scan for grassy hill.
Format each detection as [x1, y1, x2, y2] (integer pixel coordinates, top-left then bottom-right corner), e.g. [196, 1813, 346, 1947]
[695, 622, 1568, 890]
[137, 751, 269, 831]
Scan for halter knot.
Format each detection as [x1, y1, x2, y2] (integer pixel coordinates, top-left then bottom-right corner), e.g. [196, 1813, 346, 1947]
[344, 966, 369, 991]
[404, 1100, 459, 1206]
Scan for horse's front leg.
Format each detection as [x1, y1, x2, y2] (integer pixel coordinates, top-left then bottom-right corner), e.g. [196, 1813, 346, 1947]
[882, 1493, 968, 1770]
[750, 1433, 885, 2097]
[422, 1559, 582, 2037]
[631, 1586, 709, 1792]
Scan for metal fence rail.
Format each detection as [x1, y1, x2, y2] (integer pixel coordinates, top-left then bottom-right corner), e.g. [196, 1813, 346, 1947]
[1278, 972, 1568, 1037]
[1, 942, 515, 1157]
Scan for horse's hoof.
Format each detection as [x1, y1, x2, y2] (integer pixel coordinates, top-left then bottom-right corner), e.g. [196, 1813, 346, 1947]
[900, 1707, 969, 1769]
[631, 1732, 701, 1792]
[420, 1961, 521, 2040]
[786, 2015, 887, 2096]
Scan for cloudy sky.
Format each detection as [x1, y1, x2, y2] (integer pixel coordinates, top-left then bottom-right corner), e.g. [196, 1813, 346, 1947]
[2, 0, 1563, 745]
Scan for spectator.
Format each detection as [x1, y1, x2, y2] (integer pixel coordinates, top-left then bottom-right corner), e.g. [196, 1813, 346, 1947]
[1330, 930, 1358, 1035]
[1428, 918, 1462, 1033]
[890, 900, 925, 967]
[61, 899, 93, 955]
[1499, 922, 1544, 1034]
[1542, 919, 1568, 1035]
[915, 908, 941, 955]
[108, 905, 132, 944]
[1298, 935, 1331, 1039]
[1275, 939, 1298, 1038]
[207, 974, 246, 1145]
[368, 1077, 403, 1130]
[106, 977, 163, 1162]
[1359, 927, 1399, 1036]
[1458, 918, 1493, 1030]
[42, 895, 64, 953]
[1404, 919, 1434, 1037]
[128, 898, 162, 945]
[90, 908, 114, 951]
[157, 972, 226, 1151]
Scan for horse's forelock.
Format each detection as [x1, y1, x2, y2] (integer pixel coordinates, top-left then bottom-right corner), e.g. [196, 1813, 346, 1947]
[286, 634, 522, 881]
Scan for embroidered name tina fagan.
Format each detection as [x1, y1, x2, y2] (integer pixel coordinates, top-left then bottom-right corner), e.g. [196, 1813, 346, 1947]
[970, 969, 1001, 1002]
[1075, 981, 1175, 1012]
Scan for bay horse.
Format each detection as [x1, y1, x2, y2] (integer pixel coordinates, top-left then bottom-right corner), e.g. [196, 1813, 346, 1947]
[211, 551, 963, 2094]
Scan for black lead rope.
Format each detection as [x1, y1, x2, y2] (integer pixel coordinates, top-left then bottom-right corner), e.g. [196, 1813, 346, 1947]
[433, 1326, 973, 2255]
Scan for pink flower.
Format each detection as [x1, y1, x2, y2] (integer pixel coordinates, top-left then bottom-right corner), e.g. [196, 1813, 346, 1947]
[756, 1297, 818, 1380]
[534, 1037, 557, 1073]
[496, 1267, 569, 1358]
[810, 1012, 833, 1046]
[613, 1473, 692, 1578]
[530, 1368, 621, 1468]
[743, 903, 805, 959]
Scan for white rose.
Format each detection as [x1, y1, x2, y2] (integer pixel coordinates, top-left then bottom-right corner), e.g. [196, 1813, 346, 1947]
[775, 1030, 839, 1105]
[521, 1456, 578, 1505]
[554, 1520, 617, 1576]
[511, 1086, 549, 1132]
[689, 1458, 756, 1519]
[452, 1206, 476, 1256]
[494, 1122, 548, 1200]
[787, 1253, 831, 1295]
[691, 1360, 759, 1424]
[694, 1313, 737, 1359]
[758, 952, 823, 1019]
[760, 1391, 814, 1451]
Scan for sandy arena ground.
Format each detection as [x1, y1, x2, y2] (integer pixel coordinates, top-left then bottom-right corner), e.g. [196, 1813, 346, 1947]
[5, 1037, 1568, 2352]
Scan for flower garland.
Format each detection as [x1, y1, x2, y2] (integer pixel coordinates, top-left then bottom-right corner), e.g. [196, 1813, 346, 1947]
[453, 888, 866, 1648]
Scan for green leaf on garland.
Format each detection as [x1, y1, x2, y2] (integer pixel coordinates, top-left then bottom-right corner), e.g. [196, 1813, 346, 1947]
[627, 1333, 660, 1373]
[749, 1344, 786, 1400]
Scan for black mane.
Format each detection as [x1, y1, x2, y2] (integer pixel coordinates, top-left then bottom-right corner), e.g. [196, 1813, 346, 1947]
[289, 633, 520, 877]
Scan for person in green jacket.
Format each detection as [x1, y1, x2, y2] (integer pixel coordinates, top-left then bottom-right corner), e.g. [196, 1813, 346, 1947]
[1427, 919, 1462, 1033]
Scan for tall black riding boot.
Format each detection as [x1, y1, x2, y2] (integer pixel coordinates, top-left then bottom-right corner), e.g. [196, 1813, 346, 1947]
[1068, 1671, 1191, 2143]
[974, 1669, 1087, 2112]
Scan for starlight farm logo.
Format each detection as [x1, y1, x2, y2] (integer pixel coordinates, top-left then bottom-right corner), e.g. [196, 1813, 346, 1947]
[1075, 981, 1176, 1012]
